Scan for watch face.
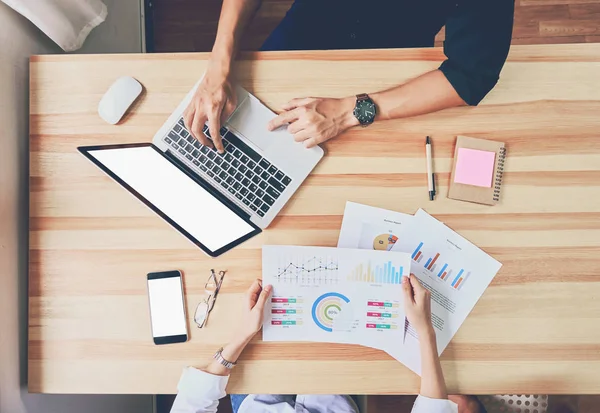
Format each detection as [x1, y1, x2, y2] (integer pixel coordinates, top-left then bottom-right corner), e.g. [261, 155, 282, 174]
[354, 100, 376, 124]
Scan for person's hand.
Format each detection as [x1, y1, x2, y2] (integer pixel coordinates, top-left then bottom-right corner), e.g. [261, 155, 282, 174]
[267, 96, 359, 148]
[210, 280, 272, 375]
[402, 274, 433, 335]
[235, 279, 272, 343]
[183, 64, 237, 153]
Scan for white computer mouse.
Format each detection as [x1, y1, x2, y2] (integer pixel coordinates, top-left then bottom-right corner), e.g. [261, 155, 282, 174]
[98, 76, 143, 125]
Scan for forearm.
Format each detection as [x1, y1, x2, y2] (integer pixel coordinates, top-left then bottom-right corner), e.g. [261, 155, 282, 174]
[210, 0, 261, 73]
[371, 69, 466, 121]
[204, 335, 252, 376]
[418, 326, 448, 400]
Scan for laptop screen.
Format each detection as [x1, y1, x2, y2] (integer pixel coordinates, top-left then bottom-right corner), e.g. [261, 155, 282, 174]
[85, 145, 256, 253]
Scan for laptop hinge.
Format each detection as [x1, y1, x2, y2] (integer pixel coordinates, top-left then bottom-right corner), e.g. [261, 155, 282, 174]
[163, 148, 253, 222]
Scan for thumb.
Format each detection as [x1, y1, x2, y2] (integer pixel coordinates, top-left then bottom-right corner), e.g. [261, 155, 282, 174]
[409, 274, 424, 293]
[409, 274, 427, 304]
[402, 276, 414, 305]
[254, 285, 272, 312]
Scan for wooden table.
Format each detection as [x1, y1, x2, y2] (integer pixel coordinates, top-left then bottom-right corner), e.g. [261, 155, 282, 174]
[29, 44, 600, 395]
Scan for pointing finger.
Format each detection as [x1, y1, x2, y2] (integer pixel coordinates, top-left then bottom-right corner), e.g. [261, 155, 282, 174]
[183, 106, 195, 132]
[208, 107, 224, 154]
[282, 97, 314, 111]
[267, 108, 302, 131]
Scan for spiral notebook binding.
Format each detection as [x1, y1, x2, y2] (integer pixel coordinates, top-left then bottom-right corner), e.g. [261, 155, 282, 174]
[493, 147, 506, 202]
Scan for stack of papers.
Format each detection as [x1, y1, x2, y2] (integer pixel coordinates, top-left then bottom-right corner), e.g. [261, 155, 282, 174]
[262, 202, 502, 375]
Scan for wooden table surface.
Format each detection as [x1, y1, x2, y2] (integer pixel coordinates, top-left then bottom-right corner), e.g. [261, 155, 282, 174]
[29, 44, 600, 395]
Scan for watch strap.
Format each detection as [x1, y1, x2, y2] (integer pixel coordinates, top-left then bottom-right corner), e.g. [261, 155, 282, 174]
[356, 93, 369, 102]
[213, 347, 237, 370]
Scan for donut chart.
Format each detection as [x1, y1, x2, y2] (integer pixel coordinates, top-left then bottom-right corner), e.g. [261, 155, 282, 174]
[311, 292, 350, 332]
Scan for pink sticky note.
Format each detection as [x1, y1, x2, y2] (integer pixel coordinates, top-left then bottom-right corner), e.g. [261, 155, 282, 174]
[454, 148, 496, 187]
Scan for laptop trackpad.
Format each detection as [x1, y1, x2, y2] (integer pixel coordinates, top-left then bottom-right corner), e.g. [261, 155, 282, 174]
[227, 95, 278, 151]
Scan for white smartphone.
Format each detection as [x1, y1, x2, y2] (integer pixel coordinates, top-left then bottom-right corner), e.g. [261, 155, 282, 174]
[147, 270, 188, 345]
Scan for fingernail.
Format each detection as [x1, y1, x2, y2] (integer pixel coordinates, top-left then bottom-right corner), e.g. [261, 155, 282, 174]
[266, 285, 272, 291]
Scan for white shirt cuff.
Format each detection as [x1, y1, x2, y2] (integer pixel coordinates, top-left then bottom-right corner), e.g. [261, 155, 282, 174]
[177, 367, 229, 401]
[412, 395, 458, 413]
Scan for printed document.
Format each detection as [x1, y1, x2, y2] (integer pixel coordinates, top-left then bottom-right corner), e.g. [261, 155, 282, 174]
[262, 245, 411, 351]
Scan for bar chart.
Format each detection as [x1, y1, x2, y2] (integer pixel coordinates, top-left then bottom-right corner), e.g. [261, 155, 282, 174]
[436, 264, 453, 281]
[451, 270, 470, 290]
[411, 241, 470, 290]
[412, 242, 444, 272]
[347, 261, 404, 284]
[412, 242, 425, 263]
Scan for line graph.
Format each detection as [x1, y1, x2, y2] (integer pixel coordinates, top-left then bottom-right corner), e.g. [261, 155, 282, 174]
[275, 255, 339, 285]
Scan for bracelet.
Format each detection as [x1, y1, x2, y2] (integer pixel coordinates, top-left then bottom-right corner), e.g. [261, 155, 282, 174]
[213, 347, 237, 370]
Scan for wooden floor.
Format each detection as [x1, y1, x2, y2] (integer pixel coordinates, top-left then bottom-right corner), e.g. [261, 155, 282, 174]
[149, 0, 600, 53]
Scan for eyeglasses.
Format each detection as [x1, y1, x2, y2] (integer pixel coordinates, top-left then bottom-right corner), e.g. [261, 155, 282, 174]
[194, 269, 225, 328]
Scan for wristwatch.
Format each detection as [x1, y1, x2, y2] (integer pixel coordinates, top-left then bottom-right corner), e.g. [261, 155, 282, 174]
[213, 347, 237, 370]
[353, 93, 377, 126]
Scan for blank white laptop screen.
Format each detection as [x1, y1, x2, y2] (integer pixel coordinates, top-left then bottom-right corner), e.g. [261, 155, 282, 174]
[87, 146, 254, 252]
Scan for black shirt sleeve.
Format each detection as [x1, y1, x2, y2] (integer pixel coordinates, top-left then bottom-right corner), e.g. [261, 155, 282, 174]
[439, 1, 514, 106]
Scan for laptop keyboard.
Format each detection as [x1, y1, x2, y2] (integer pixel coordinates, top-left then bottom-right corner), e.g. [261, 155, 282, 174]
[163, 118, 292, 218]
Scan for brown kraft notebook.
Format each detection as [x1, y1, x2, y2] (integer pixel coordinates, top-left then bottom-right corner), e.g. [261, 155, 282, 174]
[448, 136, 506, 206]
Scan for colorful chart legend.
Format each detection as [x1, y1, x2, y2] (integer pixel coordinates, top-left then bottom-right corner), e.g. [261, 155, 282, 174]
[367, 300, 399, 308]
[271, 320, 298, 326]
[272, 297, 303, 304]
[271, 309, 302, 314]
[365, 299, 401, 331]
[366, 323, 396, 329]
[270, 296, 304, 328]
[347, 261, 404, 284]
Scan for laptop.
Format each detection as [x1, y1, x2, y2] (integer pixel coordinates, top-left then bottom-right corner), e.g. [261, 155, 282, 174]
[79, 83, 324, 257]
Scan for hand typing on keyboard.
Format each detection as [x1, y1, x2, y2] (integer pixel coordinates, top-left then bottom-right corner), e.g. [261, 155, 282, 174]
[183, 67, 237, 154]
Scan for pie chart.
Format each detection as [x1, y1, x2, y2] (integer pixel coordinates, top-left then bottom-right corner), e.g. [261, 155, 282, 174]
[373, 233, 398, 251]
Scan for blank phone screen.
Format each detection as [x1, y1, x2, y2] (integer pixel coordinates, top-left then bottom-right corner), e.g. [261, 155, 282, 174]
[147, 276, 187, 338]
